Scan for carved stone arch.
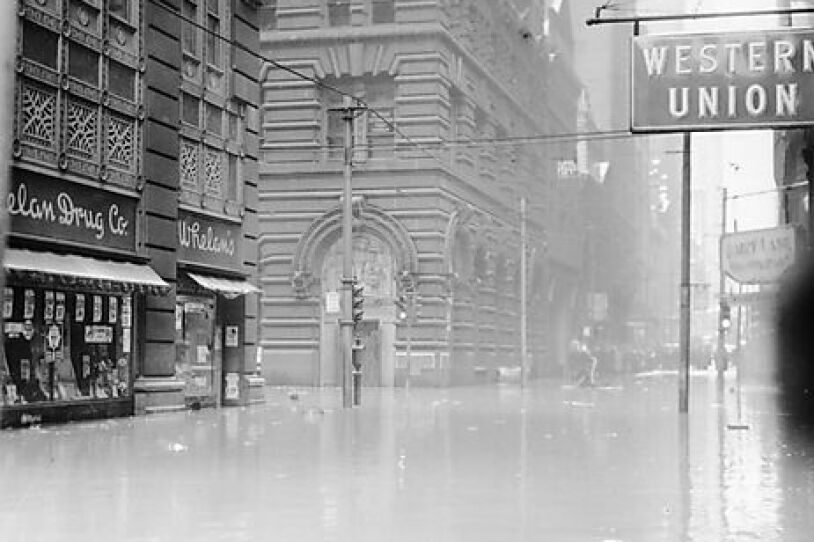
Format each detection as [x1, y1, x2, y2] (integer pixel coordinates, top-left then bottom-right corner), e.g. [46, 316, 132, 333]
[291, 203, 419, 298]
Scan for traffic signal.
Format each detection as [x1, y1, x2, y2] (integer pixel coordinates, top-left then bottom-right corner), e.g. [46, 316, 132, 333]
[720, 300, 731, 330]
[394, 294, 408, 323]
[352, 280, 364, 327]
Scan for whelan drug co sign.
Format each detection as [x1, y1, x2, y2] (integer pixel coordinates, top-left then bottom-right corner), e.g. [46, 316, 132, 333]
[632, 29, 814, 132]
[720, 225, 796, 284]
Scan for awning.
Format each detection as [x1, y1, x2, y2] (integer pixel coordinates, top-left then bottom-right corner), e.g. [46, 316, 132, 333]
[187, 272, 260, 298]
[3, 249, 170, 295]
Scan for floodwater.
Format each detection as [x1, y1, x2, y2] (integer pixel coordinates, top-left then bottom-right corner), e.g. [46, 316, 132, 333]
[1, 375, 813, 542]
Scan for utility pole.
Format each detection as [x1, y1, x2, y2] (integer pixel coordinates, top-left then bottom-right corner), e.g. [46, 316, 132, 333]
[679, 132, 691, 414]
[334, 96, 366, 408]
[717, 187, 728, 379]
[520, 197, 528, 387]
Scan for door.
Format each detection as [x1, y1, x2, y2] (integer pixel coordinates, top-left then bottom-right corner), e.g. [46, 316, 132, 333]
[175, 296, 219, 407]
[356, 320, 381, 386]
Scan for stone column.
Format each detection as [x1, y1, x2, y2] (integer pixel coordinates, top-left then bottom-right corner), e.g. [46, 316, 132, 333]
[134, 1, 185, 414]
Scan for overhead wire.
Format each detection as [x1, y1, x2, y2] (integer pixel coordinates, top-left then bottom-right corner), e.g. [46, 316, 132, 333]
[147, 0, 447, 166]
[149, 0, 660, 160]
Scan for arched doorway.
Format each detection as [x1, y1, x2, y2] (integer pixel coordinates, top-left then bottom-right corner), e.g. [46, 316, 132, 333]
[319, 233, 398, 387]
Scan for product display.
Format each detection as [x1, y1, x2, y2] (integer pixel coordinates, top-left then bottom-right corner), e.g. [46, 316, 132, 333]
[1, 286, 133, 405]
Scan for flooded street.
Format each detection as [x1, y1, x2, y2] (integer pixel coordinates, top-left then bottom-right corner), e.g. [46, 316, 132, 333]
[1, 375, 812, 542]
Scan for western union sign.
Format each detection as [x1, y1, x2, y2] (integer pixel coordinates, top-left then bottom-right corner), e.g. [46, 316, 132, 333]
[631, 29, 814, 132]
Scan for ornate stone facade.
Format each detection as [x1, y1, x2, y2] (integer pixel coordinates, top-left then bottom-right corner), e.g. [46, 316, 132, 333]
[258, 0, 583, 385]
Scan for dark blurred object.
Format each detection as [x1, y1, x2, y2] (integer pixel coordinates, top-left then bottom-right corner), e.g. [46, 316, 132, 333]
[776, 256, 814, 425]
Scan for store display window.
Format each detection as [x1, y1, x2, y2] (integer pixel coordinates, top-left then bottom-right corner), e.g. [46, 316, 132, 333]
[1, 286, 133, 406]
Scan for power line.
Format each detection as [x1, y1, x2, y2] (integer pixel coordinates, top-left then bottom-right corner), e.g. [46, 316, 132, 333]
[149, 1, 659, 163]
[147, 0, 446, 165]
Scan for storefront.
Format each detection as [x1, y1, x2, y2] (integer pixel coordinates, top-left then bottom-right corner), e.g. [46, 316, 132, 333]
[1, 169, 169, 427]
[176, 210, 259, 408]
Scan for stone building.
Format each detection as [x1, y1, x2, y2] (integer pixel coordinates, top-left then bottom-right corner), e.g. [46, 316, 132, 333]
[258, 0, 587, 386]
[1, 0, 262, 427]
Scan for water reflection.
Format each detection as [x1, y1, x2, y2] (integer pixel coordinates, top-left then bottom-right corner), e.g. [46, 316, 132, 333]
[0, 376, 812, 541]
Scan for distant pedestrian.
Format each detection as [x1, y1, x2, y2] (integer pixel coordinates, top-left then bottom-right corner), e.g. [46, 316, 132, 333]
[569, 341, 597, 387]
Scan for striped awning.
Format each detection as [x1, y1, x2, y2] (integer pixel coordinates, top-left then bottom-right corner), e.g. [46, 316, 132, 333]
[187, 272, 260, 298]
[3, 249, 170, 295]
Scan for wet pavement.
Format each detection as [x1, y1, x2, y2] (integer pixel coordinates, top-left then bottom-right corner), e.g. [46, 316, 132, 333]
[1, 374, 813, 542]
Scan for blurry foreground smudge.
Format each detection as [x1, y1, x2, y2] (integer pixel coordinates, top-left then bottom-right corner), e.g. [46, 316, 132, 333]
[776, 256, 814, 428]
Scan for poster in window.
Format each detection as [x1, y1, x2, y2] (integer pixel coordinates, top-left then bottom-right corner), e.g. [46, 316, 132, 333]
[121, 297, 131, 328]
[2, 287, 12, 319]
[85, 325, 113, 344]
[75, 294, 85, 322]
[46, 324, 62, 350]
[122, 330, 131, 353]
[24, 289, 35, 319]
[109, 297, 118, 324]
[44, 291, 54, 322]
[93, 295, 103, 323]
[82, 355, 91, 378]
[225, 325, 239, 347]
[55, 292, 65, 322]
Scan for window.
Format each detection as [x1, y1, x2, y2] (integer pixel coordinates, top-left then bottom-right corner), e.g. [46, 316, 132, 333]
[68, 43, 100, 86]
[108, 61, 135, 101]
[328, 0, 351, 26]
[321, 75, 396, 161]
[206, 0, 221, 68]
[260, 0, 278, 30]
[1, 287, 134, 405]
[16, 2, 141, 185]
[182, 94, 200, 126]
[227, 154, 239, 201]
[206, 103, 222, 135]
[371, 0, 395, 23]
[22, 21, 58, 70]
[182, 0, 199, 56]
[108, 0, 130, 21]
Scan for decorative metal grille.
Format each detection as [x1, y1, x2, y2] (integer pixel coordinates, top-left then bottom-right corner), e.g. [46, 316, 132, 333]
[203, 149, 224, 197]
[21, 84, 57, 148]
[107, 114, 134, 169]
[66, 99, 98, 158]
[180, 139, 200, 189]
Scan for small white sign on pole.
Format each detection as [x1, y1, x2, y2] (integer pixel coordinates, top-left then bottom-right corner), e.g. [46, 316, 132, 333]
[325, 291, 340, 314]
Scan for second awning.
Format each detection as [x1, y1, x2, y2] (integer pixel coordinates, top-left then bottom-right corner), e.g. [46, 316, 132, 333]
[187, 272, 260, 298]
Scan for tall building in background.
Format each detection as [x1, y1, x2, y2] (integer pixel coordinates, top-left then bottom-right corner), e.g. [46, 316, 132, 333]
[569, 0, 651, 348]
[258, 0, 588, 386]
[1, 0, 262, 427]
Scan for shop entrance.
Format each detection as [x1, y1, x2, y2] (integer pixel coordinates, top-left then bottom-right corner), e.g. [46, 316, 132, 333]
[175, 296, 221, 408]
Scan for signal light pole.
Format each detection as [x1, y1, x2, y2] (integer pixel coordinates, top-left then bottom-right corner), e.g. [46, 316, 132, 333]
[331, 96, 367, 408]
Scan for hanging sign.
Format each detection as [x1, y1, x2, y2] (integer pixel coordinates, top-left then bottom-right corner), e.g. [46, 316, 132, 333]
[721, 225, 796, 284]
[632, 29, 814, 132]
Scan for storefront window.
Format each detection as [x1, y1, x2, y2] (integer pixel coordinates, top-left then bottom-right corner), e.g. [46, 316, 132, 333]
[1, 286, 133, 406]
